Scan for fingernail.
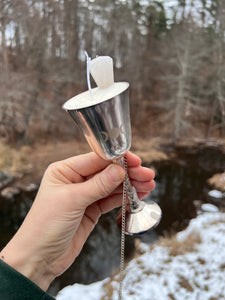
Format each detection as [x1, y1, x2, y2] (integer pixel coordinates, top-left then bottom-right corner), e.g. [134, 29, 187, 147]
[107, 164, 125, 183]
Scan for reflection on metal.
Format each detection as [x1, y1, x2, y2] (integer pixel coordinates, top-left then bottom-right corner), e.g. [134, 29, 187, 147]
[117, 166, 162, 236]
[100, 124, 124, 142]
[64, 89, 131, 160]
[125, 201, 162, 235]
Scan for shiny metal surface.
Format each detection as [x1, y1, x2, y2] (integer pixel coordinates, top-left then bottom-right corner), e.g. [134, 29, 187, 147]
[125, 201, 162, 235]
[116, 170, 162, 235]
[63, 88, 162, 235]
[64, 89, 131, 160]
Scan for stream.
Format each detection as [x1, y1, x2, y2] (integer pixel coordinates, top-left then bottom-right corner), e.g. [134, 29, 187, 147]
[0, 144, 224, 296]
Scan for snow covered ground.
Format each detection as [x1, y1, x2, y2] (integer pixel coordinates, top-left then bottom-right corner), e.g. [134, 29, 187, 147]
[56, 210, 225, 300]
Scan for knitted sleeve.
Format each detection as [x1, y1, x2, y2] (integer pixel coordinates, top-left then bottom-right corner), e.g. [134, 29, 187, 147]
[0, 259, 55, 300]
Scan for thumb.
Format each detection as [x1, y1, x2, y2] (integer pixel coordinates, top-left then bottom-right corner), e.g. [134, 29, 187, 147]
[77, 164, 125, 207]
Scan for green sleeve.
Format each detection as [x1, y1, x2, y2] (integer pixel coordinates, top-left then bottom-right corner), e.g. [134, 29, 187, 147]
[0, 259, 55, 300]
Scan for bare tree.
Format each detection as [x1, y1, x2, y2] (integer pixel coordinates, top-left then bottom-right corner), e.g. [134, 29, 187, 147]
[211, 0, 225, 136]
[0, 0, 12, 78]
[1, 0, 225, 144]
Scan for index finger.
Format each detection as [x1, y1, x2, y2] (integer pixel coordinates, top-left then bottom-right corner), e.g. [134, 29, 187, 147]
[61, 151, 141, 179]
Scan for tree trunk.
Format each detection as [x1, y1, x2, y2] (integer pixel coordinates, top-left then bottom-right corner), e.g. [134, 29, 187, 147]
[1, 22, 9, 78]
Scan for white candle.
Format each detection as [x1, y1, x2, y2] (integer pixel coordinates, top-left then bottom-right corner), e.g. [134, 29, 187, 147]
[89, 56, 114, 89]
[63, 55, 129, 110]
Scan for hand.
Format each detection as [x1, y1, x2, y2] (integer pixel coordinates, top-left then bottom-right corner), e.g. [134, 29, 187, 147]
[1, 152, 155, 290]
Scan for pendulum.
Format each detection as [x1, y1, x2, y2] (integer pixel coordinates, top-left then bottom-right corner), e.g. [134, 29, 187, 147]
[62, 53, 162, 299]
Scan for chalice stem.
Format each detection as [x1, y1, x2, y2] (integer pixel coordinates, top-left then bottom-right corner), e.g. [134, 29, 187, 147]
[118, 157, 145, 213]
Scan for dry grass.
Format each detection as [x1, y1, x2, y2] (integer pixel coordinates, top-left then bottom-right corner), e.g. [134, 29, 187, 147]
[0, 136, 170, 188]
[0, 143, 32, 174]
[100, 279, 114, 300]
[131, 136, 169, 163]
[178, 275, 194, 292]
[129, 290, 135, 295]
[209, 217, 225, 225]
[136, 259, 145, 270]
[0, 141, 90, 184]
[168, 293, 176, 300]
[159, 231, 202, 256]
[197, 258, 206, 265]
[207, 172, 225, 192]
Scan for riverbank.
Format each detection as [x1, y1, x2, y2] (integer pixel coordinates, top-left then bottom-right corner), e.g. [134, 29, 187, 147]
[0, 137, 224, 297]
[0, 136, 224, 192]
[56, 211, 225, 300]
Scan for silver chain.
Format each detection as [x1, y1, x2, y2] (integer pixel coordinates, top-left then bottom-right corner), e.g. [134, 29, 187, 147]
[119, 154, 128, 300]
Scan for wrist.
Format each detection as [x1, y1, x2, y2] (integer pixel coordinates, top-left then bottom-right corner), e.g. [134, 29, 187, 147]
[1, 239, 54, 291]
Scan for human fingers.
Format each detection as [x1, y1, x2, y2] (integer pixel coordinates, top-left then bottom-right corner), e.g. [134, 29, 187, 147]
[64, 151, 141, 177]
[70, 190, 149, 254]
[126, 152, 142, 167]
[85, 191, 150, 221]
[130, 179, 156, 192]
[70, 164, 125, 207]
[112, 177, 155, 194]
[128, 166, 155, 181]
[97, 192, 149, 214]
[46, 152, 109, 184]
[111, 165, 155, 194]
[47, 152, 141, 184]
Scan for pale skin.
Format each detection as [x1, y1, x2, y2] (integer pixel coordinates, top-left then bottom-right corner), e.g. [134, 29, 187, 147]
[0, 151, 155, 291]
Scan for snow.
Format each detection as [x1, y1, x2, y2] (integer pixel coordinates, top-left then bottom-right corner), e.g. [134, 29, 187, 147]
[201, 203, 219, 212]
[208, 190, 223, 198]
[56, 279, 108, 300]
[56, 212, 225, 300]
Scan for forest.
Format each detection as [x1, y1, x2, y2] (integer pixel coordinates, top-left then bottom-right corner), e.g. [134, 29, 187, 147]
[0, 0, 225, 145]
[1, 2, 225, 298]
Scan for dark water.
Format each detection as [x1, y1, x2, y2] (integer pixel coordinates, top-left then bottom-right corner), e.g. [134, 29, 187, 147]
[0, 190, 35, 248]
[0, 145, 224, 296]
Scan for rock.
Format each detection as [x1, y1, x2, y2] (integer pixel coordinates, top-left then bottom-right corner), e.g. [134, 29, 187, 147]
[25, 183, 38, 192]
[208, 190, 223, 198]
[193, 200, 203, 215]
[193, 200, 202, 209]
[201, 203, 219, 213]
[207, 172, 225, 192]
[0, 171, 13, 190]
[1, 186, 20, 199]
[18, 183, 38, 192]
